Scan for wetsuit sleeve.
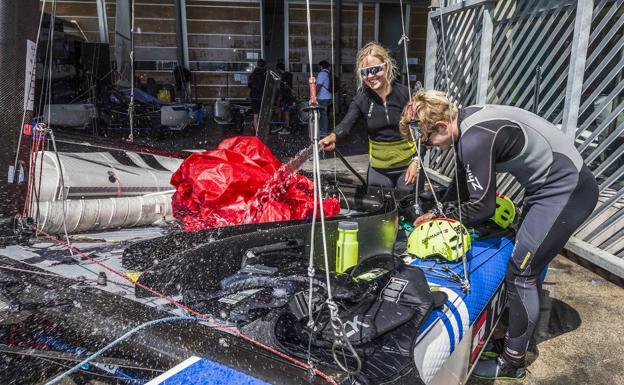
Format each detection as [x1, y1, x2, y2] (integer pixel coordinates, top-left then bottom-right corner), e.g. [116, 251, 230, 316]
[445, 130, 498, 225]
[334, 98, 362, 140]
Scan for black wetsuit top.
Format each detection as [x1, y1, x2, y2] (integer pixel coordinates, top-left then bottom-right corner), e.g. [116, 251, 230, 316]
[334, 83, 410, 142]
[443, 105, 598, 360]
[444, 105, 585, 225]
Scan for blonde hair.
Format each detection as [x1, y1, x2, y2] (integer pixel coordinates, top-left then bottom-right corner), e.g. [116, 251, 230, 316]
[399, 90, 458, 141]
[355, 42, 398, 90]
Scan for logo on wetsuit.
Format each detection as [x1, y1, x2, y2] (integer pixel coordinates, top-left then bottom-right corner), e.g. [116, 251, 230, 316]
[465, 164, 483, 191]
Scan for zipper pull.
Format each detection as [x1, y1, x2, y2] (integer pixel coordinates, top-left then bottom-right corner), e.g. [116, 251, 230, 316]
[383, 101, 389, 124]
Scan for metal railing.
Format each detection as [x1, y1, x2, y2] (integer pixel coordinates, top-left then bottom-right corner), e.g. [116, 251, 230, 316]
[424, 0, 624, 277]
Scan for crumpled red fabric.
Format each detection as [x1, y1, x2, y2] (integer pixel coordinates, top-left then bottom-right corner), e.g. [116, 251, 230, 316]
[171, 136, 340, 231]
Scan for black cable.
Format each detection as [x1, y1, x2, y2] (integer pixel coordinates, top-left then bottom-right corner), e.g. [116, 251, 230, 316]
[334, 149, 367, 187]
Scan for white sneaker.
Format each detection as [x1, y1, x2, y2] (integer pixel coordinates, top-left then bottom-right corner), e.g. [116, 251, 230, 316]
[278, 129, 291, 135]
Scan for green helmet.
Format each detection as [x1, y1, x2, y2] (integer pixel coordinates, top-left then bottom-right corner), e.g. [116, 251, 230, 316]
[407, 218, 471, 262]
[491, 193, 516, 228]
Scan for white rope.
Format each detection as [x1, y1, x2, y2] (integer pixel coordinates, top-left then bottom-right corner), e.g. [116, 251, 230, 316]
[305, 0, 314, 77]
[398, 0, 412, 92]
[438, 9, 470, 291]
[330, 0, 338, 182]
[129, 0, 136, 142]
[303, 0, 360, 375]
[13, 0, 48, 174]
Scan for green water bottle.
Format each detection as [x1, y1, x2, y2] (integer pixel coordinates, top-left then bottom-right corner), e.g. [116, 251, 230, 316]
[336, 221, 359, 273]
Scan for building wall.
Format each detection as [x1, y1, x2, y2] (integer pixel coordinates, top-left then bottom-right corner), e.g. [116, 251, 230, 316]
[40, 0, 429, 102]
[285, 1, 429, 100]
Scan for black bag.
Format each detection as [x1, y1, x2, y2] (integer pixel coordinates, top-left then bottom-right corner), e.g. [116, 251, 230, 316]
[325, 263, 434, 346]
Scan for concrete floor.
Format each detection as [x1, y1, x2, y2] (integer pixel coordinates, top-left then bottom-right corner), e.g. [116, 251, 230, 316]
[467, 255, 624, 385]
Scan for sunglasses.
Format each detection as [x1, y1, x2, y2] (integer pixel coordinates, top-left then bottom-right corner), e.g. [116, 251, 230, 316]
[360, 63, 386, 77]
[407, 118, 434, 146]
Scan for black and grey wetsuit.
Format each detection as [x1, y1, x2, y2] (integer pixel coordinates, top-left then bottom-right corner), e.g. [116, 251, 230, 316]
[445, 105, 598, 357]
[335, 84, 424, 193]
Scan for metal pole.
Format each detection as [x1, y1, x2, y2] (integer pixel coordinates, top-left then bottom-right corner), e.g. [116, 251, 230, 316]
[0, 0, 39, 237]
[374, 3, 380, 41]
[174, 0, 190, 101]
[129, 0, 135, 142]
[96, 0, 109, 43]
[335, 0, 342, 113]
[476, 2, 493, 104]
[561, 0, 594, 141]
[357, 2, 363, 50]
[284, 1, 289, 71]
[533, 65, 542, 114]
[402, 3, 412, 86]
[114, 0, 132, 86]
[424, 11, 438, 90]
[259, 0, 265, 59]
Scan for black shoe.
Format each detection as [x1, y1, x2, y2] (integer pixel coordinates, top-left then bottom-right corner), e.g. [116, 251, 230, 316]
[480, 338, 540, 364]
[480, 337, 505, 360]
[472, 355, 526, 380]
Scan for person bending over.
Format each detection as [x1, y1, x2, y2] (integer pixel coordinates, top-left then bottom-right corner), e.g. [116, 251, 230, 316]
[319, 42, 422, 194]
[403, 90, 598, 379]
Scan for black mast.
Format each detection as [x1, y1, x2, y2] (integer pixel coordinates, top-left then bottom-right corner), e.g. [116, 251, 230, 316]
[0, 0, 39, 239]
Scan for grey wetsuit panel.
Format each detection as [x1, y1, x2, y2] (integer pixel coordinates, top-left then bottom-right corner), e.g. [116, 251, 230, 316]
[460, 105, 583, 195]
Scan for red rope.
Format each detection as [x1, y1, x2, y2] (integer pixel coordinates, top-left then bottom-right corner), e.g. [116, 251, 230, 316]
[34, 227, 338, 385]
[24, 130, 46, 217]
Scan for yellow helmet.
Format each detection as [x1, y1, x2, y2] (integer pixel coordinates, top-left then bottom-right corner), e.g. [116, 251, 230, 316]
[491, 193, 516, 228]
[407, 218, 471, 262]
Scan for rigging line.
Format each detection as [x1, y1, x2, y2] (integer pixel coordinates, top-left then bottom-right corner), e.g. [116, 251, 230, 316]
[0, 344, 165, 374]
[398, 1, 432, 218]
[48, 128, 74, 255]
[44, 316, 197, 385]
[330, 0, 336, 130]
[36, 1, 54, 118]
[304, 0, 314, 80]
[46, 0, 58, 128]
[398, 0, 412, 92]
[0, 264, 66, 279]
[33, 227, 338, 385]
[129, 0, 136, 142]
[330, 0, 338, 182]
[13, 0, 48, 175]
[438, 7, 470, 290]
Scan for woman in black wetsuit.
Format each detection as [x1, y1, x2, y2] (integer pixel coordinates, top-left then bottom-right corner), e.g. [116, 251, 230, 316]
[403, 90, 598, 380]
[319, 42, 422, 194]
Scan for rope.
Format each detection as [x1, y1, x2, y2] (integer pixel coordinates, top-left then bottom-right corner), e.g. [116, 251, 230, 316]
[129, 0, 136, 142]
[33, 227, 337, 385]
[302, 0, 361, 375]
[44, 316, 196, 385]
[13, 0, 48, 175]
[398, 0, 412, 92]
[437, 7, 470, 291]
[48, 127, 74, 254]
[0, 264, 66, 279]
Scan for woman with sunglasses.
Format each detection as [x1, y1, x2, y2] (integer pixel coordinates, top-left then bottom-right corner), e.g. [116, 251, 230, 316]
[400, 90, 598, 380]
[319, 42, 423, 194]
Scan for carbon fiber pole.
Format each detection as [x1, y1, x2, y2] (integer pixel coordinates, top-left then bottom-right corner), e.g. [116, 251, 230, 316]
[0, 0, 39, 237]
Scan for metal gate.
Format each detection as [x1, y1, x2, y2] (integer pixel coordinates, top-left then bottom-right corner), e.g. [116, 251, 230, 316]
[424, 0, 624, 277]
